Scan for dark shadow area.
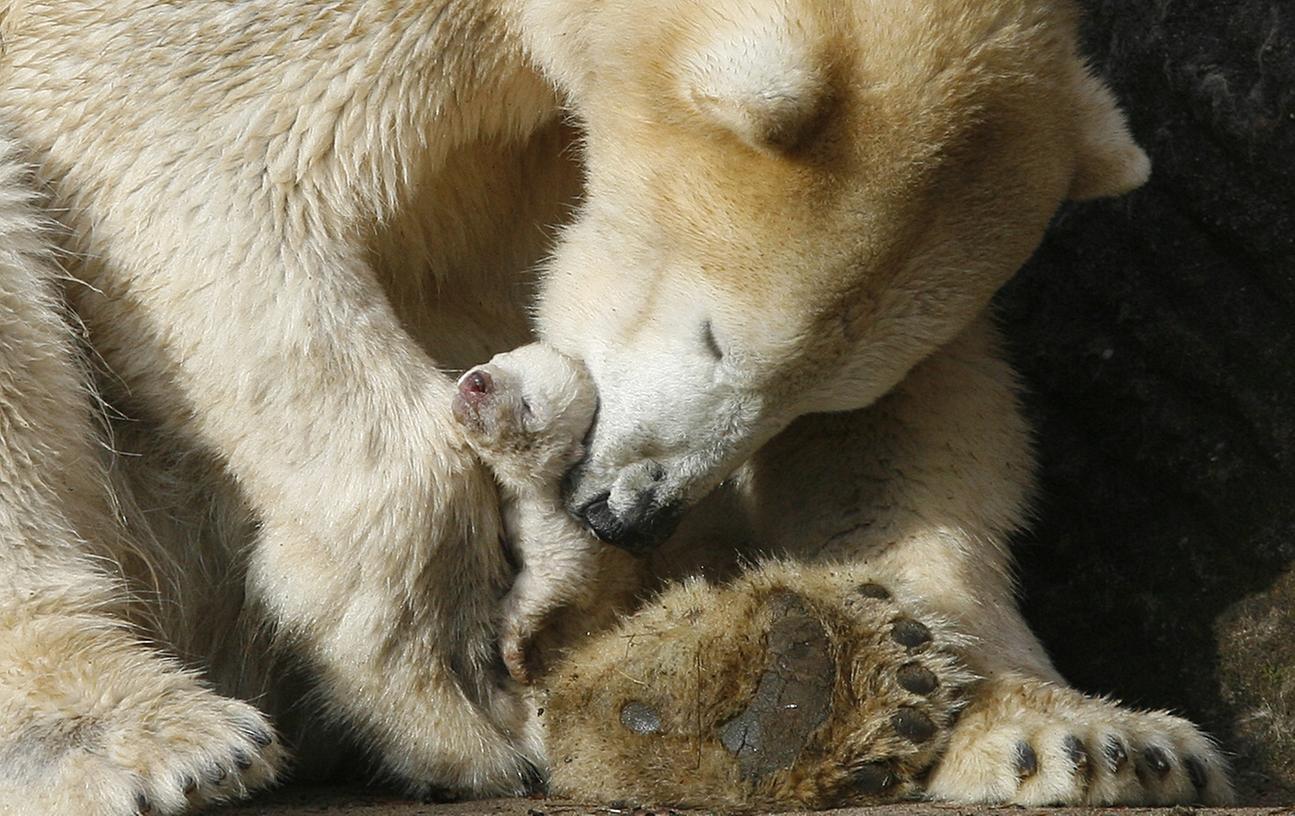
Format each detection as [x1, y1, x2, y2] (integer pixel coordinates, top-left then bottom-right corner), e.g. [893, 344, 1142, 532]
[996, 0, 1294, 803]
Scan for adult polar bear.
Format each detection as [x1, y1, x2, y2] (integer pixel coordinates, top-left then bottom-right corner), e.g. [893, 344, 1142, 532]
[0, 0, 1230, 813]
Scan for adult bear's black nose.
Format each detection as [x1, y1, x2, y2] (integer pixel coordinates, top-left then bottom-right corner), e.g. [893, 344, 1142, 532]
[580, 491, 622, 542]
[579, 487, 682, 557]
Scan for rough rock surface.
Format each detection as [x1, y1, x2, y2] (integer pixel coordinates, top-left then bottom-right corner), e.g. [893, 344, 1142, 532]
[996, 0, 1294, 803]
[220, 790, 1293, 816]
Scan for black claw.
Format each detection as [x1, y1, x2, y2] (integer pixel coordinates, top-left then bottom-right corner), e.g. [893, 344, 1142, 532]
[896, 662, 940, 696]
[1104, 735, 1129, 773]
[520, 758, 547, 796]
[851, 760, 895, 795]
[856, 583, 892, 600]
[206, 764, 228, 784]
[134, 792, 152, 815]
[1185, 755, 1209, 791]
[420, 785, 458, 804]
[1015, 741, 1039, 779]
[236, 717, 275, 748]
[233, 749, 253, 770]
[1141, 745, 1172, 777]
[181, 775, 198, 795]
[890, 618, 933, 650]
[891, 706, 937, 744]
[1065, 735, 1092, 778]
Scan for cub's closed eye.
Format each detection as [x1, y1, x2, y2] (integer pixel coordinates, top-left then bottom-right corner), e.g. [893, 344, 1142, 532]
[521, 398, 533, 416]
[701, 319, 724, 361]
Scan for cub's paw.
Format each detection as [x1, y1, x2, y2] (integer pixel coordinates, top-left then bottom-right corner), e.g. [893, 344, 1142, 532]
[927, 675, 1234, 806]
[1, 666, 284, 815]
[501, 619, 542, 686]
[540, 563, 972, 810]
[499, 590, 556, 686]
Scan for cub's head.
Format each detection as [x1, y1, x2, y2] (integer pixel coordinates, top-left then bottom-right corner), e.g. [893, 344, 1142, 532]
[522, 0, 1150, 551]
[452, 344, 598, 491]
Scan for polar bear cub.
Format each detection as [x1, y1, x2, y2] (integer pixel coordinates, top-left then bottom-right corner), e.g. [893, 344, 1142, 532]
[453, 344, 603, 683]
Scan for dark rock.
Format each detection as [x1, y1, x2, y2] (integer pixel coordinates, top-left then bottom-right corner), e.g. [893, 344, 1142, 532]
[995, 0, 1295, 803]
[1215, 569, 1295, 799]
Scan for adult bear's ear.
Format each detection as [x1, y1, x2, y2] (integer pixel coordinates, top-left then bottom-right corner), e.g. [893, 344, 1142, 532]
[1068, 62, 1152, 200]
[683, 16, 829, 152]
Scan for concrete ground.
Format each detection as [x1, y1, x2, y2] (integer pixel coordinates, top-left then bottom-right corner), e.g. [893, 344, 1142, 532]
[220, 788, 1295, 816]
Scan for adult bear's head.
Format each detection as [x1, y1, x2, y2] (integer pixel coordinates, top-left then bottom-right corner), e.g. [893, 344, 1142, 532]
[525, 0, 1149, 552]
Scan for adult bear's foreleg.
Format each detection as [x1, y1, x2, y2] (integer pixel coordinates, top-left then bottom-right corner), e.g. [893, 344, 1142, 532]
[744, 315, 1234, 806]
[0, 138, 285, 816]
[543, 315, 1233, 808]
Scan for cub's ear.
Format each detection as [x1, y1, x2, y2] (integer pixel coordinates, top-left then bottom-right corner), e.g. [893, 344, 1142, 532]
[1068, 63, 1152, 200]
[683, 17, 828, 152]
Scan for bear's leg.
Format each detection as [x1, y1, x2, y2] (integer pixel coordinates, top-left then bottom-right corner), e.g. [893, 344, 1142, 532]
[741, 315, 1234, 806]
[0, 144, 282, 815]
[225, 272, 539, 795]
[547, 315, 1232, 808]
[62, 215, 541, 795]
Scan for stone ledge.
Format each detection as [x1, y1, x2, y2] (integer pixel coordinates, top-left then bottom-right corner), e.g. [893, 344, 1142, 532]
[220, 788, 1295, 816]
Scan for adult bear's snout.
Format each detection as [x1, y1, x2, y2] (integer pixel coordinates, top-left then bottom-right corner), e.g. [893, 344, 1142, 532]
[573, 462, 681, 556]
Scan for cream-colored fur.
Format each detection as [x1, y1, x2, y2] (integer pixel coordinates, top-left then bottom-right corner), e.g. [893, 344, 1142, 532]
[453, 344, 642, 684]
[0, 0, 1227, 812]
[0, 131, 286, 814]
[0, 1, 563, 809]
[531, 0, 1228, 807]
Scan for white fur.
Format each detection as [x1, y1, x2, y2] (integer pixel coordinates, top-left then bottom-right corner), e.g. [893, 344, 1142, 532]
[453, 344, 604, 683]
[0, 0, 561, 806]
[0, 0, 1216, 811]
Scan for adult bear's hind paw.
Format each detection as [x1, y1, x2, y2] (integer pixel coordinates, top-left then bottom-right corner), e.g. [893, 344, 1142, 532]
[541, 563, 973, 810]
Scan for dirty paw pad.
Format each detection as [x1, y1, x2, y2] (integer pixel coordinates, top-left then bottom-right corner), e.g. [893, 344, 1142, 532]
[717, 593, 834, 777]
[542, 565, 970, 810]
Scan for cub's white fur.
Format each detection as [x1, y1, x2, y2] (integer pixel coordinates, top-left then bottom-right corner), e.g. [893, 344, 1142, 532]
[0, 0, 1229, 812]
[452, 344, 603, 683]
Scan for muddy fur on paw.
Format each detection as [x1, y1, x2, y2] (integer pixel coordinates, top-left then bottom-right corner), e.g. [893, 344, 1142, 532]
[540, 562, 972, 810]
[519, 548, 650, 686]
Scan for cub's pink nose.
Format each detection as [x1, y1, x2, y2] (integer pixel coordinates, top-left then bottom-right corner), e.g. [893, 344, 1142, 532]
[459, 369, 493, 400]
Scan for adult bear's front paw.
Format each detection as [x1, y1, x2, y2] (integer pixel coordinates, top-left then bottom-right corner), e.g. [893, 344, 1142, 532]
[0, 641, 284, 816]
[540, 563, 972, 810]
[926, 675, 1234, 806]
